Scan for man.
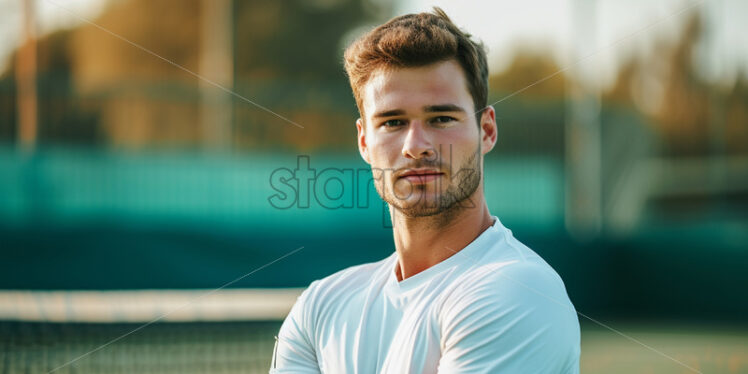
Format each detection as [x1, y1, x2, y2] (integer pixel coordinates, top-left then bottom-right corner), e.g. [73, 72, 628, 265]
[271, 8, 580, 373]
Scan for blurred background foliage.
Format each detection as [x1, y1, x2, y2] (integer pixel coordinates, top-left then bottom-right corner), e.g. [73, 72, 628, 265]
[1, 3, 747, 153]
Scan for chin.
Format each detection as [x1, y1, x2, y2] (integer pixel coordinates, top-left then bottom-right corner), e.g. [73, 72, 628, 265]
[397, 207, 445, 218]
[389, 193, 454, 217]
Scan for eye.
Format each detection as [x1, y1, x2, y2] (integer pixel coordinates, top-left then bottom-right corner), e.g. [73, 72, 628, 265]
[381, 119, 405, 128]
[430, 116, 457, 125]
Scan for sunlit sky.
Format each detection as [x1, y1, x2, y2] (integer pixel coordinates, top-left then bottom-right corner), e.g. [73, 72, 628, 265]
[1, 0, 747, 88]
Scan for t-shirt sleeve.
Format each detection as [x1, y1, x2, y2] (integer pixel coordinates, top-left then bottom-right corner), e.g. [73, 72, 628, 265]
[437, 261, 581, 374]
[269, 282, 321, 374]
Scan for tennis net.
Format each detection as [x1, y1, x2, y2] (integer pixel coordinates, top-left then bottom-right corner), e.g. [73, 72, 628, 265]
[0, 289, 302, 374]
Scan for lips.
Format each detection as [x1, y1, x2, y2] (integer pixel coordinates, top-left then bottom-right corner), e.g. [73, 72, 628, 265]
[397, 168, 444, 184]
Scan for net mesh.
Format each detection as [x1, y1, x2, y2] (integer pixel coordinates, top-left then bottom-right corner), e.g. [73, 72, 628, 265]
[2, 320, 281, 373]
[0, 290, 295, 374]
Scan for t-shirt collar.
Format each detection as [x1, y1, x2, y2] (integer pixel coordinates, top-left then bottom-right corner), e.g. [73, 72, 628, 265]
[386, 216, 504, 294]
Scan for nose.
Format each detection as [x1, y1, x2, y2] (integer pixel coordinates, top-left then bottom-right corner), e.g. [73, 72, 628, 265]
[402, 121, 435, 160]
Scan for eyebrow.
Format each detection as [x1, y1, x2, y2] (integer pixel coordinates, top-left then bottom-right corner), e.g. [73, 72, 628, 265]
[372, 104, 467, 118]
[372, 109, 406, 119]
[424, 104, 467, 114]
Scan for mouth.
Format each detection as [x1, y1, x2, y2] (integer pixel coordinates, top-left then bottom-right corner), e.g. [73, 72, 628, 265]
[397, 169, 445, 184]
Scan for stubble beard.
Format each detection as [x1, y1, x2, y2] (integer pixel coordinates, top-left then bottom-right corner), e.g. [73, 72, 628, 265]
[374, 145, 482, 219]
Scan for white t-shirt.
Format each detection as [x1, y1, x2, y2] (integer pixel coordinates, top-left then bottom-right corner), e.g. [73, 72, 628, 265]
[271, 217, 580, 373]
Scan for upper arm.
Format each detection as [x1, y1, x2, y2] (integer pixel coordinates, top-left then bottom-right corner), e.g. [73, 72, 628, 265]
[437, 262, 581, 374]
[270, 283, 321, 374]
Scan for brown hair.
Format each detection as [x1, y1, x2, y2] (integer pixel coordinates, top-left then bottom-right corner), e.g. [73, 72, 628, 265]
[343, 7, 488, 119]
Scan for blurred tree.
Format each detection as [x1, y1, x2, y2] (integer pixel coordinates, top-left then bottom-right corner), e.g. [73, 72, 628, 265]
[0, 29, 100, 145]
[605, 12, 748, 157]
[234, 0, 373, 80]
[489, 49, 567, 99]
[1, 5, 744, 155]
[486, 49, 567, 158]
[0, 0, 387, 150]
[231, 0, 388, 150]
[724, 75, 748, 155]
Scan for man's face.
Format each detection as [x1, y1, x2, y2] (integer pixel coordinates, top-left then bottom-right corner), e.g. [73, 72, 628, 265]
[356, 59, 496, 217]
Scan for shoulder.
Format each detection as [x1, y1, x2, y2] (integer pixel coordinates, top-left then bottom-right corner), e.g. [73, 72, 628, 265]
[462, 224, 573, 310]
[277, 254, 394, 355]
[304, 254, 393, 298]
[436, 250, 580, 373]
[293, 253, 394, 318]
[441, 223, 573, 308]
[439, 257, 575, 322]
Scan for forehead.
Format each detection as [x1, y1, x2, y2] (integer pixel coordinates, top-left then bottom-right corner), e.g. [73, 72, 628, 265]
[361, 59, 473, 117]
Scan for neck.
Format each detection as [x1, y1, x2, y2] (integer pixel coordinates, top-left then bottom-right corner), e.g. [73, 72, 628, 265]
[390, 188, 494, 282]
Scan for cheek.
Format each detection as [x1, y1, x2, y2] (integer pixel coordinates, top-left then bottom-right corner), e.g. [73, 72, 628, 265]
[367, 134, 402, 165]
[437, 128, 477, 156]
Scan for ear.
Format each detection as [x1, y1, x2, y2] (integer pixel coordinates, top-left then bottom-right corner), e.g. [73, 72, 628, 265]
[356, 118, 371, 164]
[479, 106, 497, 155]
